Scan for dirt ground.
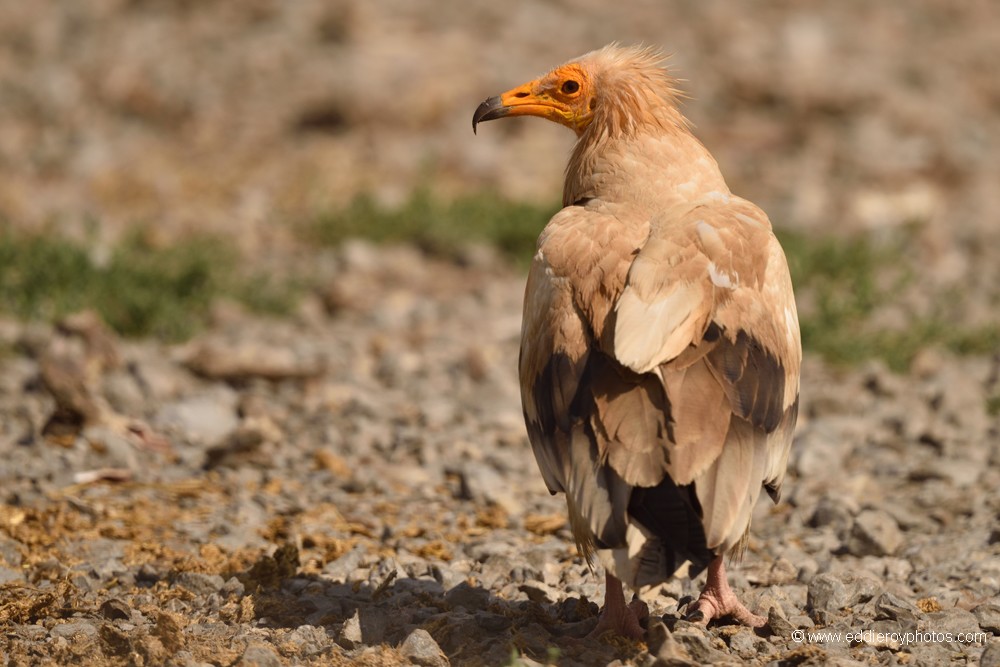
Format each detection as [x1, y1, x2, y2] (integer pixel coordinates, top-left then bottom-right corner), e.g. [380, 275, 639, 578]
[1, 1, 999, 666]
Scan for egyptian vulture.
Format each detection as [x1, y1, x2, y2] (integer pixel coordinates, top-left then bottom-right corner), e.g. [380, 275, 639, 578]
[473, 44, 800, 638]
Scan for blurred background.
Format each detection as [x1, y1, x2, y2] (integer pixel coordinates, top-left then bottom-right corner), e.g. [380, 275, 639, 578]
[1, 0, 999, 366]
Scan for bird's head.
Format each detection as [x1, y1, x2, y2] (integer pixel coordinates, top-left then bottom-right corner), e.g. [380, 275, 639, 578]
[473, 62, 595, 135]
[473, 43, 686, 138]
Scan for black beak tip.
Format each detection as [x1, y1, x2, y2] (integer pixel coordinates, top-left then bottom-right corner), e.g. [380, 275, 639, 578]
[472, 96, 506, 135]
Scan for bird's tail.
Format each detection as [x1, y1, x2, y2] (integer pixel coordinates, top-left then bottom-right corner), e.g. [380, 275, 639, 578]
[561, 417, 714, 588]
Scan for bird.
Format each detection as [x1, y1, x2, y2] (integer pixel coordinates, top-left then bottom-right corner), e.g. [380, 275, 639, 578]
[472, 43, 801, 638]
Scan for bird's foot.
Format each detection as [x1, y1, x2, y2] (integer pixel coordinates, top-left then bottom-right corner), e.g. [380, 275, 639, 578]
[588, 597, 647, 640]
[685, 555, 764, 628]
[588, 573, 648, 640]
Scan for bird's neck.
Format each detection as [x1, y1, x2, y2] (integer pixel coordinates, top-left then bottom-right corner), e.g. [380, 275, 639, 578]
[563, 126, 729, 211]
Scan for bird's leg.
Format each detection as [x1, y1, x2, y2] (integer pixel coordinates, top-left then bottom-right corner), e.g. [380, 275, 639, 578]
[588, 573, 647, 640]
[686, 555, 765, 627]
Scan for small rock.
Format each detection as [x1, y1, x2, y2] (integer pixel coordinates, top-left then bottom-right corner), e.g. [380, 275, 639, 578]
[974, 603, 1000, 634]
[0, 565, 24, 584]
[467, 539, 516, 562]
[881, 557, 914, 581]
[286, 625, 330, 656]
[0, 534, 23, 567]
[50, 621, 99, 640]
[792, 421, 850, 478]
[156, 389, 239, 443]
[788, 614, 814, 629]
[233, 642, 282, 667]
[807, 571, 882, 619]
[203, 421, 277, 469]
[457, 463, 523, 517]
[399, 628, 450, 667]
[182, 339, 324, 382]
[908, 642, 959, 667]
[809, 495, 859, 533]
[324, 545, 367, 582]
[337, 610, 364, 649]
[430, 563, 468, 591]
[137, 562, 162, 585]
[478, 553, 515, 589]
[220, 576, 245, 599]
[751, 588, 802, 623]
[766, 606, 796, 638]
[445, 582, 490, 611]
[861, 619, 902, 650]
[99, 598, 132, 621]
[726, 627, 760, 659]
[871, 590, 911, 612]
[923, 606, 981, 638]
[915, 457, 983, 487]
[82, 425, 138, 471]
[847, 509, 903, 557]
[671, 626, 729, 665]
[746, 558, 800, 587]
[981, 642, 1000, 667]
[337, 607, 388, 648]
[646, 620, 697, 667]
[874, 592, 920, 623]
[174, 572, 225, 596]
[518, 582, 559, 604]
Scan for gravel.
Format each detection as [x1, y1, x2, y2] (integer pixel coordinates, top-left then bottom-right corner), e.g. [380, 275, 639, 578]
[0, 244, 996, 666]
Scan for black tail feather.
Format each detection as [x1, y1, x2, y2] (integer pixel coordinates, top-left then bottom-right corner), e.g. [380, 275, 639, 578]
[628, 477, 713, 585]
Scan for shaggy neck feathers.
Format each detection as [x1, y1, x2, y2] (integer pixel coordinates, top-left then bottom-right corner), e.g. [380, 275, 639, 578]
[563, 45, 723, 208]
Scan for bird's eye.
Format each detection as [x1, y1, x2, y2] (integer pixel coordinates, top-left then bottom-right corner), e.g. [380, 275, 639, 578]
[561, 80, 580, 95]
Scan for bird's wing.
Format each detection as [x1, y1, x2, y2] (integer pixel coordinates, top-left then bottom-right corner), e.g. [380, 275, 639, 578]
[613, 194, 801, 553]
[520, 202, 655, 560]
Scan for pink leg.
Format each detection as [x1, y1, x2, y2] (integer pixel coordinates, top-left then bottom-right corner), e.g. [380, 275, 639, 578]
[687, 555, 764, 627]
[588, 573, 648, 640]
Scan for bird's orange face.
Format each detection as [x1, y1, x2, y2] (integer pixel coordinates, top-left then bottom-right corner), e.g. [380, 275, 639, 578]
[473, 64, 596, 136]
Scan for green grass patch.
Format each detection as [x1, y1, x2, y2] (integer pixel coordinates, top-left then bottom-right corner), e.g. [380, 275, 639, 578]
[778, 228, 907, 369]
[778, 228, 1000, 370]
[306, 190, 556, 265]
[0, 228, 299, 340]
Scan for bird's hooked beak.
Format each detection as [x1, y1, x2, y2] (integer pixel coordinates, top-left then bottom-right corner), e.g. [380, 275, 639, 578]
[472, 96, 508, 134]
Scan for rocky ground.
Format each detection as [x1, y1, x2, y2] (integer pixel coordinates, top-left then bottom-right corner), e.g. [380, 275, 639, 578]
[1, 241, 998, 666]
[2, 1, 1000, 665]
